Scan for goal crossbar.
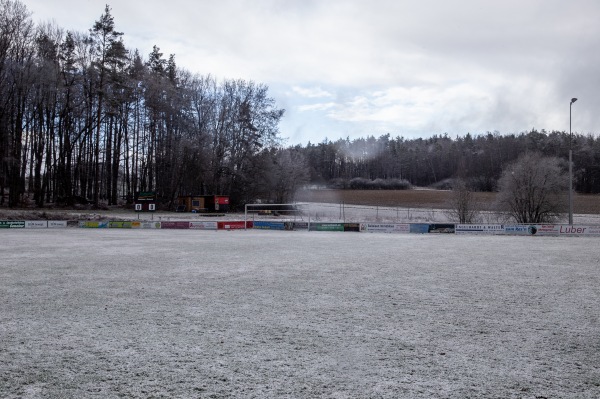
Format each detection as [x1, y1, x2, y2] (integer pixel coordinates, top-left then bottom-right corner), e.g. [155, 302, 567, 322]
[244, 203, 306, 229]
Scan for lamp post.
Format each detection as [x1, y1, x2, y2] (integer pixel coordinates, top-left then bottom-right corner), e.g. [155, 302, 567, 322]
[569, 97, 577, 225]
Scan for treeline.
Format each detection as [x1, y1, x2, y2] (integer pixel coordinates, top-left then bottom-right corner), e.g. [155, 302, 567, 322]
[297, 130, 600, 193]
[0, 2, 306, 209]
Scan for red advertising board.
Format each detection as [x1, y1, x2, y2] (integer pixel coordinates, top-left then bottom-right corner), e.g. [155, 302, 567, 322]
[217, 221, 253, 230]
[216, 196, 229, 205]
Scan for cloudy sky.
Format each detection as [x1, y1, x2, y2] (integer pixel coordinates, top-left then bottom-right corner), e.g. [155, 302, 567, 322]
[23, 0, 600, 145]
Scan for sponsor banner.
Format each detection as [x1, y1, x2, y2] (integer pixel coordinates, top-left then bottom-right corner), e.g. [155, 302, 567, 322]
[582, 226, 600, 235]
[131, 221, 161, 229]
[343, 223, 361, 232]
[25, 220, 48, 228]
[161, 221, 190, 229]
[190, 221, 218, 230]
[0, 220, 25, 228]
[410, 224, 430, 234]
[526, 224, 600, 236]
[527, 224, 560, 236]
[503, 225, 530, 235]
[253, 221, 286, 230]
[79, 221, 109, 228]
[309, 223, 344, 232]
[455, 224, 505, 235]
[217, 221, 253, 230]
[428, 224, 455, 234]
[109, 221, 134, 228]
[361, 223, 411, 233]
[291, 222, 308, 230]
[464, 224, 600, 236]
[48, 220, 67, 228]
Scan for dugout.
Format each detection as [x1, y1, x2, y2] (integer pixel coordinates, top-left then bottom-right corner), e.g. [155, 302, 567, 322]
[177, 195, 230, 212]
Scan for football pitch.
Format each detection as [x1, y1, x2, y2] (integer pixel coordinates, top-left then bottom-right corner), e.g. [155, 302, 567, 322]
[1, 229, 599, 398]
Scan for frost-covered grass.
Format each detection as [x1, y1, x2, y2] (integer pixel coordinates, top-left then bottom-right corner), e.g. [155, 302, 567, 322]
[1, 229, 599, 398]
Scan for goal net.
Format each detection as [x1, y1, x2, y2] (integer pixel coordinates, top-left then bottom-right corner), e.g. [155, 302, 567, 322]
[244, 203, 307, 224]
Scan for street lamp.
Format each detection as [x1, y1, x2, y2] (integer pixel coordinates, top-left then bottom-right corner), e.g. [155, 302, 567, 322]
[569, 97, 577, 225]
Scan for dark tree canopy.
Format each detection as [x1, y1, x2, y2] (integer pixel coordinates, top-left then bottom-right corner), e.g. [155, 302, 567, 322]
[296, 131, 600, 194]
[0, 1, 294, 209]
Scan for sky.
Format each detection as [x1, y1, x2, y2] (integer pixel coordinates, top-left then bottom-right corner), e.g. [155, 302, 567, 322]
[22, 0, 600, 145]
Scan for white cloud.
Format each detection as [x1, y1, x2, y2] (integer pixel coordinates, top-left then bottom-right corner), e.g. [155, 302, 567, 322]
[22, 0, 600, 144]
[298, 102, 337, 112]
[291, 86, 333, 99]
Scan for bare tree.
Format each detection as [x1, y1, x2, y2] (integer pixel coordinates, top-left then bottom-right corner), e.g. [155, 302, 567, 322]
[268, 147, 309, 204]
[496, 152, 568, 223]
[446, 178, 479, 223]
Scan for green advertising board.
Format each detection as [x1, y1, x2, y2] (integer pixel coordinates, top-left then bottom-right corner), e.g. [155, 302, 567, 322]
[310, 223, 344, 232]
[0, 220, 25, 228]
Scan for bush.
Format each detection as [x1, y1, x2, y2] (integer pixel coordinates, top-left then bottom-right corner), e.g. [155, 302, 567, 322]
[329, 178, 412, 190]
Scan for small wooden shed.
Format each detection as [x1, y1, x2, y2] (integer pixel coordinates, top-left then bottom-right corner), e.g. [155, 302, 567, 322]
[177, 195, 230, 213]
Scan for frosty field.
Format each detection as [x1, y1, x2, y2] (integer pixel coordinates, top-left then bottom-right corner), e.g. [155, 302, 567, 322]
[1, 229, 599, 398]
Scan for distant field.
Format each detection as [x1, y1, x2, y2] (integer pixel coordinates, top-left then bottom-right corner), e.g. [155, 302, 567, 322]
[295, 189, 600, 214]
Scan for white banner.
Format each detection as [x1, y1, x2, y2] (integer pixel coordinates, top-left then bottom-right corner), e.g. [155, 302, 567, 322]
[458, 224, 600, 236]
[25, 220, 48, 228]
[455, 224, 504, 235]
[48, 221, 67, 228]
[361, 223, 410, 233]
[190, 221, 218, 230]
[526, 224, 600, 236]
[131, 221, 161, 229]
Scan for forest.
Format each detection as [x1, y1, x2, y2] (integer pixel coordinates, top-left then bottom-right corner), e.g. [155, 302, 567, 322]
[1, 1, 599, 211]
[299, 130, 600, 193]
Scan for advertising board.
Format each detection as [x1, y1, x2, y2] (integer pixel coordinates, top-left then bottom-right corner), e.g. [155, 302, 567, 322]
[25, 221, 48, 228]
[189, 221, 218, 230]
[455, 224, 505, 235]
[309, 223, 344, 232]
[343, 223, 361, 232]
[160, 221, 190, 229]
[48, 221, 67, 228]
[0, 221, 25, 228]
[79, 221, 109, 228]
[361, 223, 411, 233]
[291, 222, 308, 230]
[525, 224, 600, 236]
[456, 224, 600, 236]
[428, 224, 455, 234]
[108, 221, 134, 228]
[253, 221, 286, 230]
[410, 224, 430, 234]
[503, 225, 529, 235]
[131, 221, 161, 229]
[217, 221, 253, 230]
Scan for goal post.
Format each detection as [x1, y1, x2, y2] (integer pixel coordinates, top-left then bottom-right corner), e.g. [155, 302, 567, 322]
[244, 203, 307, 230]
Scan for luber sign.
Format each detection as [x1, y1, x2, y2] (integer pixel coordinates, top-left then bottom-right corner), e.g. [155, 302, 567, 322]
[556, 225, 600, 236]
[516, 224, 600, 236]
[559, 225, 588, 234]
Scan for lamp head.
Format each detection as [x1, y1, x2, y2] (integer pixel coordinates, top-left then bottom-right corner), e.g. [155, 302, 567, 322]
[571, 98, 578, 104]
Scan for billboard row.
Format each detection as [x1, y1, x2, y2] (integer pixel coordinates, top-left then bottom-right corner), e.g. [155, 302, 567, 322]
[0, 220, 67, 229]
[456, 224, 600, 236]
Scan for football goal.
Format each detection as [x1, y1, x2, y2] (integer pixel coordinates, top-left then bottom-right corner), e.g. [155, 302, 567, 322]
[244, 203, 307, 228]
